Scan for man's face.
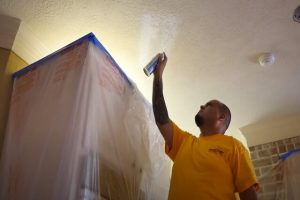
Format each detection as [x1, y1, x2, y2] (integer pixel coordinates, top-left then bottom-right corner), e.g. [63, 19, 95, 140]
[195, 100, 221, 128]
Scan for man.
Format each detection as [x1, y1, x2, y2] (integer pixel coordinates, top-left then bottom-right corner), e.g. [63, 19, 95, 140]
[152, 53, 259, 200]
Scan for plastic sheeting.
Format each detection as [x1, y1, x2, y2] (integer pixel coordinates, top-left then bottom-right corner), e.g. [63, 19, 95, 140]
[0, 33, 171, 200]
[259, 149, 300, 200]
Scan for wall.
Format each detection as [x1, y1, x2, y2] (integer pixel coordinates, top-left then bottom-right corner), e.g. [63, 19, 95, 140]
[242, 114, 300, 147]
[0, 48, 27, 155]
[249, 135, 300, 199]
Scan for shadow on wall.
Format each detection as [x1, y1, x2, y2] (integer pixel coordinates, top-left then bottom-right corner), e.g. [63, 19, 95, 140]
[0, 48, 27, 156]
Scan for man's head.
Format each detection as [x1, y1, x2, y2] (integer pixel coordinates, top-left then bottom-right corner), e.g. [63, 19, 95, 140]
[195, 100, 231, 134]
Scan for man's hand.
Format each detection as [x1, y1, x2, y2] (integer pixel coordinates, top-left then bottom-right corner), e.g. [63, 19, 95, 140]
[154, 52, 168, 77]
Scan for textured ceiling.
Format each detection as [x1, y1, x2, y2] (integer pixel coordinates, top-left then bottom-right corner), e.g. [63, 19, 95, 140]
[1, 0, 300, 145]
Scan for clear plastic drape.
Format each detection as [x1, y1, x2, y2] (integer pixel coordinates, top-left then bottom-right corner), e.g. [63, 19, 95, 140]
[283, 151, 300, 200]
[0, 34, 170, 200]
[259, 150, 300, 200]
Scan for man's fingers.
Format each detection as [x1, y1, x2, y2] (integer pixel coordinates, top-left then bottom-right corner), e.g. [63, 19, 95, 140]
[153, 52, 167, 76]
[159, 53, 164, 62]
[157, 52, 167, 67]
[163, 53, 168, 63]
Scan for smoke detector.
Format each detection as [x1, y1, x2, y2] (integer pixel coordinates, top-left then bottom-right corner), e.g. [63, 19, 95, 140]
[258, 53, 275, 67]
[294, 5, 300, 23]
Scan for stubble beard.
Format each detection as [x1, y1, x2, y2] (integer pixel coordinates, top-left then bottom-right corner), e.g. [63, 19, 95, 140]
[195, 113, 204, 127]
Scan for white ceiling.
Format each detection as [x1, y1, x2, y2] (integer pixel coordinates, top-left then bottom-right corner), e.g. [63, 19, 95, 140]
[1, 0, 300, 145]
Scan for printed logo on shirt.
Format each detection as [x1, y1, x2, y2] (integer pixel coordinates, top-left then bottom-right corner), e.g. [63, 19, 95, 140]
[208, 148, 224, 156]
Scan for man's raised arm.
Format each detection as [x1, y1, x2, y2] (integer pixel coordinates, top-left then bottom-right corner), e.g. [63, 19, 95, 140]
[152, 53, 173, 148]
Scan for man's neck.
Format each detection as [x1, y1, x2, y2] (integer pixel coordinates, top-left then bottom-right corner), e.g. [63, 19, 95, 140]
[199, 127, 223, 136]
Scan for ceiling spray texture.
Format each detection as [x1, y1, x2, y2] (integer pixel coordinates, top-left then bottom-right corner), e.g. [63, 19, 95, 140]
[139, 13, 179, 69]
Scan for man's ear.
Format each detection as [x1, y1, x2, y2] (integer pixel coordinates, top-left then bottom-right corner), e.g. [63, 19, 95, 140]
[219, 113, 225, 120]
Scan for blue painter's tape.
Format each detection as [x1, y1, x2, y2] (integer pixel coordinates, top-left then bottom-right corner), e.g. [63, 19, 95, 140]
[12, 33, 92, 79]
[279, 148, 300, 160]
[87, 33, 132, 86]
[12, 32, 132, 86]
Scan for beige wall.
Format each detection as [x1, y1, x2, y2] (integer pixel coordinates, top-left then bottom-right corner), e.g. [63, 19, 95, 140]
[0, 47, 27, 155]
[241, 114, 300, 146]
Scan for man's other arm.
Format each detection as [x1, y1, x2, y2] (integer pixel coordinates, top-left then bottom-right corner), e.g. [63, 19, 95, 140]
[239, 186, 257, 200]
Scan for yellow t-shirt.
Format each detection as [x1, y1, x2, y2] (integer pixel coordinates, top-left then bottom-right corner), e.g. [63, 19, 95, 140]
[165, 122, 259, 200]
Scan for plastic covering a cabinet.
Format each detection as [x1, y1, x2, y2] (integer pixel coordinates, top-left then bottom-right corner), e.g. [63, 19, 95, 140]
[0, 33, 170, 200]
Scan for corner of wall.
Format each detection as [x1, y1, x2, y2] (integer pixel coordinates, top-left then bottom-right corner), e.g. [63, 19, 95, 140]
[0, 49, 28, 157]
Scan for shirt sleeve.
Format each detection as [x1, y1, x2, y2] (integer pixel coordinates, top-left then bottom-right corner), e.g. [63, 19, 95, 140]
[231, 140, 260, 193]
[165, 122, 189, 161]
